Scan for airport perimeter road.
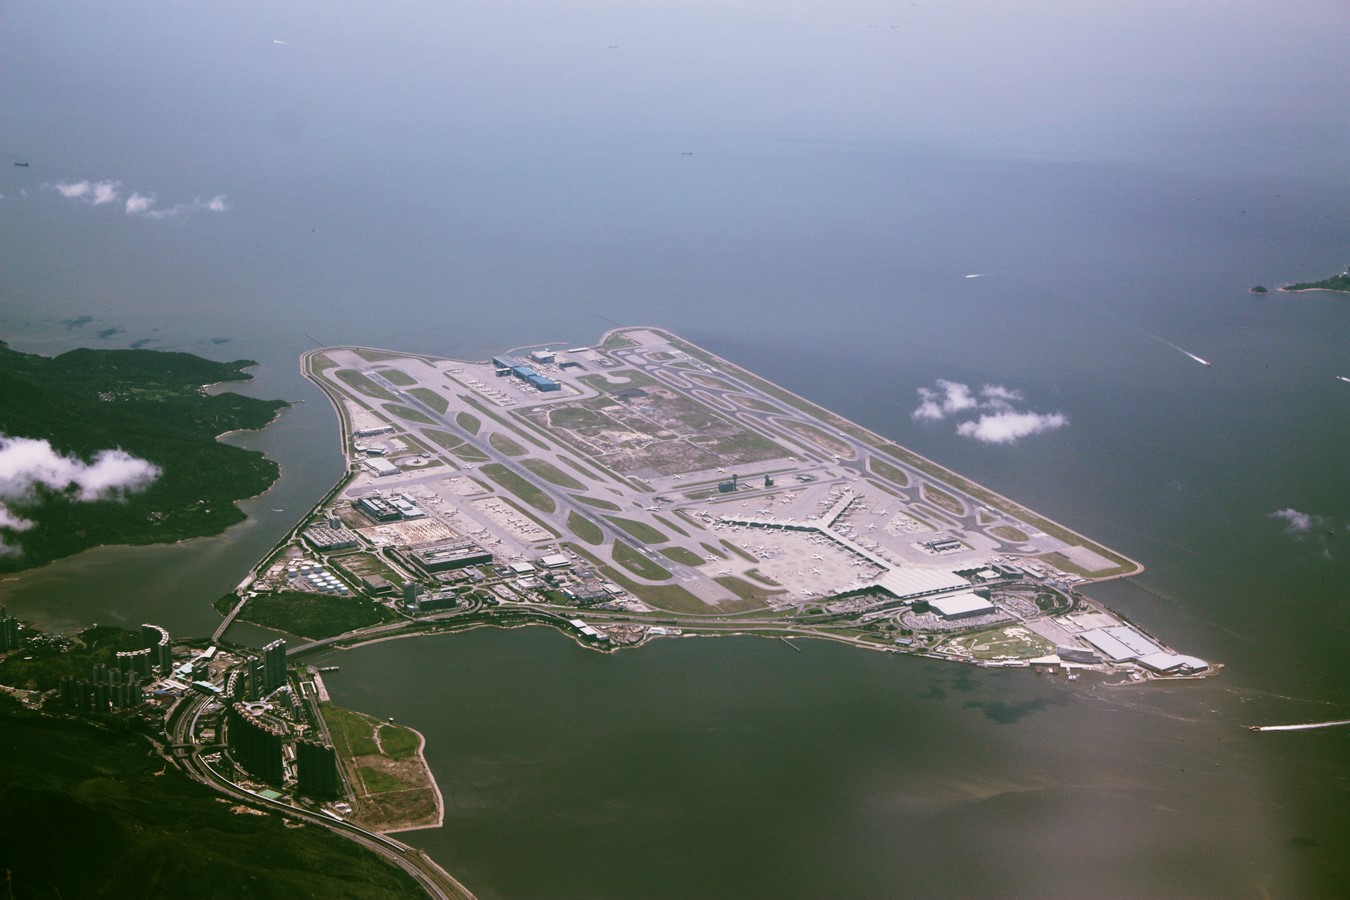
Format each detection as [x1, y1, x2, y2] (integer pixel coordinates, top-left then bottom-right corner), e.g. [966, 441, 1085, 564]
[166, 691, 474, 900]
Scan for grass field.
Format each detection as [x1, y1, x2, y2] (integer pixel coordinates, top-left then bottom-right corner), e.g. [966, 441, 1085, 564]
[612, 540, 673, 580]
[384, 404, 435, 425]
[407, 387, 449, 414]
[481, 464, 556, 513]
[943, 626, 1054, 661]
[867, 457, 911, 487]
[521, 457, 584, 489]
[567, 511, 604, 545]
[489, 432, 527, 456]
[321, 701, 380, 756]
[605, 516, 669, 545]
[921, 483, 966, 515]
[336, 369, 398, 401]
[660, 546, 705, 566]
[377, 723, 421, 760]
[990, 525, 1030, 542]
[376, 368, 416, 386]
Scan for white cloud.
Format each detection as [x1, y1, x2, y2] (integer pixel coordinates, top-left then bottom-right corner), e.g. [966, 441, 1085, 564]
[912, 379, 979, 421]
[53, 180, 92, 199]
[0, 435, 161, 554]
[0, 506, 33, 532]
[47, 177, 229, 219]
[956, 411, 1069, 444]
[1270, 508, 1322, 535]
[913, 378, 1068, 444]
[980, 384, 1024, 403]
[124, 192, 156, 215]
[51, 180, 121, 205]
[90, 180, 121, 205]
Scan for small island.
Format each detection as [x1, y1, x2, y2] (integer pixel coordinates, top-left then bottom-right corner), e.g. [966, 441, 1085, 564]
[1278, 266, 1350, 294]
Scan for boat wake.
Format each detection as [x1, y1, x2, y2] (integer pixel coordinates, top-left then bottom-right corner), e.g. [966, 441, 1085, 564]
[1248, 719, 1350, 733]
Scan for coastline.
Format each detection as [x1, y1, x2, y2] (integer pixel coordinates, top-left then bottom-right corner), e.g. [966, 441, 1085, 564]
[381, 722, 446, 834]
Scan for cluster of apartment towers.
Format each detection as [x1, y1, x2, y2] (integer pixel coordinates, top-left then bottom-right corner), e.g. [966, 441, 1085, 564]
[55, 624, 173, 713]
[38, 618, 341, 801]
[224, 638, 341, 800]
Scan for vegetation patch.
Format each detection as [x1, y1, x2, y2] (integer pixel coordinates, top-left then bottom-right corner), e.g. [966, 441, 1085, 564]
[605, 516, 669, 545]
[612, 541, 673, 580]
[565, 544, 709, 614]
[868, 457, 911, 487]
[451, 445, 490, 463]
[778, 419, 854, 459]
[522, 458, 584, 488]
[0, 705, 421, 898]
[659, 546, 706, 566]
[727, 394, 781, 413]
[990, 525, 1030, 542]
[568, 511, 604, 545]
[921, 483, 965, 515]
[377, 723, 421, 760]
[489, 432, 527, 457]
[320, 702, 439, 832]
[384, 404, 435, 425]
[354, 349, 415, 363]
[456, 411, 481, 435]
[560, 455, 610, 483]
[711, 577, 774, 608]
[1035, 590, 1075, 614]
[321, 701, 381, 756]
[942, 626, 1054, 661]
[407, 387, 449, 414]
[1283, 268, 1350, 293]
[235, 591, 395, 640]
[481, 464, 556, 513]
[336, 369, 398, 401]
[424, 428, 468, 453]
[0, 342, 286, 573]
[0, 625, 142, 692]
[744, 568, 780, 586]
[572, 494, 621, 511]
[375, 368, 416, 386]
[652, 513, 688, 537]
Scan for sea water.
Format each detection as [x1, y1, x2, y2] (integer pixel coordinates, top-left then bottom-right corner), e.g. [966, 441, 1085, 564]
[2, 2, 1346, 895]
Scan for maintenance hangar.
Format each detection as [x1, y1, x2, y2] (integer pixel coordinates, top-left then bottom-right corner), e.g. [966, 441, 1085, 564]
[365, 457, 400, 477]
[1080, 625, 1164, 662]
[875, 567, 971, 601]
[927, 591, 997, 619]
[407, 540, 493, 573]
[355, 496, 401, 522]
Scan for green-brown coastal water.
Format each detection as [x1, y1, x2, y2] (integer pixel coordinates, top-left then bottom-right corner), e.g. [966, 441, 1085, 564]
[2, 1, 1347, 894]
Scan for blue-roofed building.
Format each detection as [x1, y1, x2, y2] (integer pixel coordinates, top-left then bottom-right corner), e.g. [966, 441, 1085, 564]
[526, 374, 561, 392]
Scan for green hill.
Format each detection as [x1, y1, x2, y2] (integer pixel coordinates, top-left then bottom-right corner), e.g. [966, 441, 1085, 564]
[0, 342, 287, 572]
[0, 698, 423, 898]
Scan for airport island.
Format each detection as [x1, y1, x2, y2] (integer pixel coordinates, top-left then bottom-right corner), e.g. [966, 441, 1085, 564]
[234, 325, 1210, 682]
[0, 327, 1214, 898]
